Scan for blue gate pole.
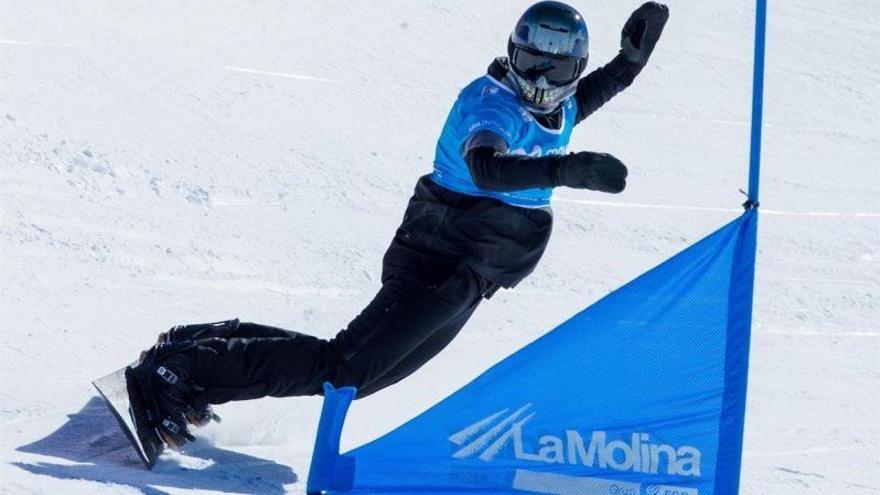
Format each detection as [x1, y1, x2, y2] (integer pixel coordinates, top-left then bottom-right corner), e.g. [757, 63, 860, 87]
[747, 0, 768, 205]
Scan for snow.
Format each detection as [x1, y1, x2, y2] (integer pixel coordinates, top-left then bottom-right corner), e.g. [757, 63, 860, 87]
[1, 0, 878, 493]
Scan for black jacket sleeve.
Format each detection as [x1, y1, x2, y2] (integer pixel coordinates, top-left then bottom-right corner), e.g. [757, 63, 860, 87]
[464, 146, 559, 192]
[574, 53, 643, 125]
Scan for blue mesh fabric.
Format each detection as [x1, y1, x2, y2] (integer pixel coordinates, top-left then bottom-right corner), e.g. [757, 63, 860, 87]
[308, 210, 758, 495]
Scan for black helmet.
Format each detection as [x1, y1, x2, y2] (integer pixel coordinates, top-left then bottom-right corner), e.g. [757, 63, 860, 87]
[507, 1, 589, 113]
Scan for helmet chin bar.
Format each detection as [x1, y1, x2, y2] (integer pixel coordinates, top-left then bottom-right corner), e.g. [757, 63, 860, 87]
[508, 69, 577, 115]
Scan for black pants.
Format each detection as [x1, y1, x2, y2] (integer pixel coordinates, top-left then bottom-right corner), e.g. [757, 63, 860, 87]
[186, 259, 488, 405]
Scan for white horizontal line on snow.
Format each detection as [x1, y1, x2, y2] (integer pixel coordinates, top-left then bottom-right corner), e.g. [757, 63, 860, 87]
[0, 39, 76, 47]
[224, 65, 342, 83]
[761, 209, 880, 218]
[782, 277, 877, 287]
[761, 331, 879, 338]
[554, 197, 880, 218]
[744, 445, 878, 459]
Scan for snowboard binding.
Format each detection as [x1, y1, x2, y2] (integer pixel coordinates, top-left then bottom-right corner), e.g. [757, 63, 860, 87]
[128, 341, 200, 453]
[138, 320, 240, 428]
[157, 318, 241, 346]
[94, 320, 238, 468]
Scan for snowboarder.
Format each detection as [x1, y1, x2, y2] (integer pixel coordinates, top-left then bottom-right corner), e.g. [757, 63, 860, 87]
[127, 1, 669, 452]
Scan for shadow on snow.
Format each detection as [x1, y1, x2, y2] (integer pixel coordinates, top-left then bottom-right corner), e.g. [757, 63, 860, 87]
[14, 396, 298, 495]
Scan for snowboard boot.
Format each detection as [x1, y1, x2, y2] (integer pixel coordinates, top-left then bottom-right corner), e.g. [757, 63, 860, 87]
[139, 320, 240, 427]
[129, 341, 205, 452]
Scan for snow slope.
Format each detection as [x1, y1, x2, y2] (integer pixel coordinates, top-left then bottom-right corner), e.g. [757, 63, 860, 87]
[1, 1, 878, 493]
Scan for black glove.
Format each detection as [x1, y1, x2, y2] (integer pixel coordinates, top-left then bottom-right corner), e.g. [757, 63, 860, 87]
[621, 2, 670, 66]
[552, 152, 628, 193]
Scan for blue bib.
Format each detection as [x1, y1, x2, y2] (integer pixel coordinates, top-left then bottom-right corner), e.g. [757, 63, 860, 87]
[432, 75, 578, 208]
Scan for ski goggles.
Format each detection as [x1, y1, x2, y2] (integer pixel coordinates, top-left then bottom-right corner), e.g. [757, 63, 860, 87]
[509, 45, 587, 86]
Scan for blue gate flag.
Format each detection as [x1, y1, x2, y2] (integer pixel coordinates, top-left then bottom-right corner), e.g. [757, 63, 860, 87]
[307, 210, 758, 495]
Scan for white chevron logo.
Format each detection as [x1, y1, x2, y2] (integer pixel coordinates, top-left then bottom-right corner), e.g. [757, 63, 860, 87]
[448, 405, 703, 478]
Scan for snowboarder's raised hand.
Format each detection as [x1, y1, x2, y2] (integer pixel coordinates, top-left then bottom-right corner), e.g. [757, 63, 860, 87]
[621, 2, 670, 66]
[571, 2, 668, 125]
[552, 152, 628, 193]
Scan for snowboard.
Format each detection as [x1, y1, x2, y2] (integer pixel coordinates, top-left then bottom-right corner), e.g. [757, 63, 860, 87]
[92, 363, 164, 469]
